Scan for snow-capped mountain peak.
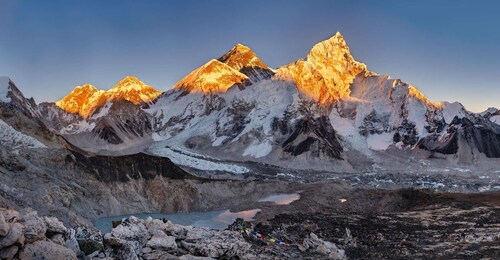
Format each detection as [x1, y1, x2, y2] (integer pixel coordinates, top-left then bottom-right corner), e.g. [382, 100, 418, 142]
[218, 43, 270, 72]
[107, 75, 162, 104]
[173, 59, 250, 94]
[55, 76, 162, 118]
[275, 32, 367, 105]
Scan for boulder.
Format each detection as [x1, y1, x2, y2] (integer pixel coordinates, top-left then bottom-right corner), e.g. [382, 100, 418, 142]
[19, 240, 77, 260]
[0, 245, 18, 260]
[183, 229, 252, 258]
[44, 216, 67, 234]
[64, 228, 82, 256]
[20, 209, 46, 243]
[0, 223, 24, 249]
[75, 226, 104, 255]
[50, 233, 65, 245]
[0, 209, 19, 223]
[303, 233, 346, 260]
[103, 232, 127, 247]
[146, 230, 177, 251]
[0, 212, 9, 236]
[115, 242, 139, 260]
[108, 217, 148, 254]
[144, 218, 168, 236]
[178, 255, 213, 260]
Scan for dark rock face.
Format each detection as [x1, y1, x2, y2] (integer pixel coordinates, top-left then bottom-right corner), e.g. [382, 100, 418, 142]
[419, 116, 500, 158]
[92, 100, 153, 145]
[282, 116, 343, 159]
[1, 79, 38, 118]
[214, 99, 255, 144]
[239, 66, 275, 82]
[418, 130, 459, 155]
[461, 118, 500, 158]
[72, 152, 195, 183]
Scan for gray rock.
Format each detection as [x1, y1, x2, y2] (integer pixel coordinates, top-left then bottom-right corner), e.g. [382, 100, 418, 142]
[144, 218, 168, 236]
[303, 233, 346, 260]
[20, 209, 46, 243]
[142, 250, 177, 260]
[178, 255, 213, 260]
[103, 232, 126, 247]
[116, 242, 139, 260]
[141, 246, 152, 254]
[64, 228, 82, 256]
[19, 240, 77, 259]
[108, 217, 149, 254]
[0, 209, 19, 223]
[0, 245, 18, 260]
[183, 228, 252, 258]
[146, 230, 177, 251]
[44, 216, 67, 234]
[0, 223, 24, 249]
[75, 226, 103, 255]
[50, 233, 65, 245]
[0, 212, 9, 236]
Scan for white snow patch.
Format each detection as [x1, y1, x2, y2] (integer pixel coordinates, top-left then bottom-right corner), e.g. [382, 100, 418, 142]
[60, 121, 96, 134]
[242, 140, 272, 158]
[90, 102, 113, 119]
[0, 119, 46, 151]
[212, 136, 227, 147]
[441, 102, 466, 124]
[366, 132, 393, 150]
[148, 146, 249, 174]
[490, 115, 500, 125]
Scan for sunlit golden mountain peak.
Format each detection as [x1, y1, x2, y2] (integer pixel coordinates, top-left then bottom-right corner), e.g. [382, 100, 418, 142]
[218, 43, 270, 72]
[275, 32, 367, 105]
[173, 59, 249, 94]
[55, 76, 162, 118]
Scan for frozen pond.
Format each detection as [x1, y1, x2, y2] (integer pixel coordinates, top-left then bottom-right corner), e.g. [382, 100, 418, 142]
[94, 209, 261, 233]
[258, 193, 300, 205]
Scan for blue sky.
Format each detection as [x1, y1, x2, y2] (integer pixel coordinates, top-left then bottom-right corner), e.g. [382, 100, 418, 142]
[0, 0, 499, 111]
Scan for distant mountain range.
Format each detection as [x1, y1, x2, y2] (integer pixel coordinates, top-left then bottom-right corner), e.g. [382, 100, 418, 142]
[1, 32, 499, 172]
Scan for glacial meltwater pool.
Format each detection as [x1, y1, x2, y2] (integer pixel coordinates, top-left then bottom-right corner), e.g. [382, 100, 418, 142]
[93, 209, 261, 234]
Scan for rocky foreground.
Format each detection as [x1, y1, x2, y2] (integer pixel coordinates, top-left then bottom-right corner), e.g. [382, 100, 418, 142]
[1, 189, 499, 259]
